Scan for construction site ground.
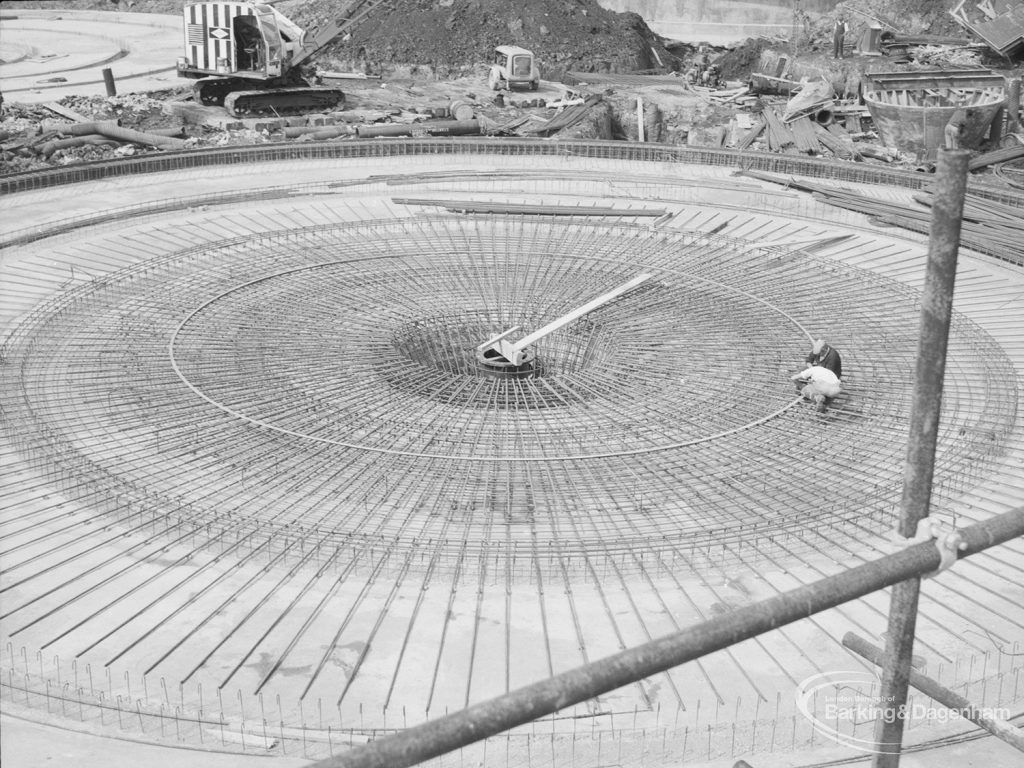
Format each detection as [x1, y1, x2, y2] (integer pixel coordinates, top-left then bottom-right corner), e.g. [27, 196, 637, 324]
[3, 8, 1023, 174]
[2, 137, 1022, 768]
[2, 5, 1023, 768]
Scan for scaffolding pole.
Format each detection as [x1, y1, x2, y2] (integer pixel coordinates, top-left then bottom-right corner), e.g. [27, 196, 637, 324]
[310, 504, 1024, 768]
[844, 632, 1024, 752]
[872, 148, 970, 767]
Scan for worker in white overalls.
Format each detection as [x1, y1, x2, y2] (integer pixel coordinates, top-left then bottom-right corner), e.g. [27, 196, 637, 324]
[792, 365, 842, 412]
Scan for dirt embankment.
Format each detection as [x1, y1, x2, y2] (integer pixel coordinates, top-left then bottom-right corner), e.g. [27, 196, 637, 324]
[281, 0, 682, 77]
[4, 0, 682, 77]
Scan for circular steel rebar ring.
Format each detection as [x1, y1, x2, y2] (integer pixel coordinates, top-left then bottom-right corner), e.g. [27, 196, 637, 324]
[3, 218, 1016, 571]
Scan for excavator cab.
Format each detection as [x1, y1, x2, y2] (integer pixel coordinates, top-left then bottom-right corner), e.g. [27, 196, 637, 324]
[178, 1, 299, 81]
[252, 4, 284, 77]
[232, 14, 264, 72]
[176, 0, 362, 116]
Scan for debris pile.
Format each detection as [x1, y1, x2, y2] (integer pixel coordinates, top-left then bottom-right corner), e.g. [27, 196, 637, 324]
[951, 0, 1024, 58]
[907, 43, 984, 67]
[2, 92, 225, 173]
[3, 1, 1023, 185]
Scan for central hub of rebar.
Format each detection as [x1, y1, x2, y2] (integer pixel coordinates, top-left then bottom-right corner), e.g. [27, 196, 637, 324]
[475, 273, 654, 376]
[476, 345, 537, 378]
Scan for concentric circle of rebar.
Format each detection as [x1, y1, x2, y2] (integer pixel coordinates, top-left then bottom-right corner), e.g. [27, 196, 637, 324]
[2, 217, 1016, 571]
[2, 149, 1022, 764]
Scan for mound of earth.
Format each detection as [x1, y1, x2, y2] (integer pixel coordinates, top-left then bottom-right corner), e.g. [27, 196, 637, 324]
[281, 0, 681, 76]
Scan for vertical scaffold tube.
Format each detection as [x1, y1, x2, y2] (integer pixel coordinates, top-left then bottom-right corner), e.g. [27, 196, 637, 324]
[871, 148, 971, 768]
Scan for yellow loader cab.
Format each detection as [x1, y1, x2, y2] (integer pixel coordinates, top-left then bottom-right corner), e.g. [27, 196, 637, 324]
[488, 46, 540, 91]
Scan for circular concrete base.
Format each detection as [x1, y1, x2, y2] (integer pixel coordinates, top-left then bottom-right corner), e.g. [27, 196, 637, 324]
[1, 146, 1022, 766]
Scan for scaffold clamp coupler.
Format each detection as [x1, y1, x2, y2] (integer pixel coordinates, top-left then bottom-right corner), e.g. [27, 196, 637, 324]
[892, 518, 966, 578]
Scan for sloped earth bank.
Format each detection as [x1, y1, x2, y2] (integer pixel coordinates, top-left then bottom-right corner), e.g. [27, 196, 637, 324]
[278, 0, 681, 77]
[5, 0, 683, 77]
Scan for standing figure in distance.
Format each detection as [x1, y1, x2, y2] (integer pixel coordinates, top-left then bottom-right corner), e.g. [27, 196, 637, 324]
[833, 16, 849, 59]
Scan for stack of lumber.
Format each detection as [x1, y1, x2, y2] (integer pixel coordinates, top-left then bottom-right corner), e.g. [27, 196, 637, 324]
[968, 143, 1024, 171]
[708, 86, 750, 104]
[530, 95, 603, 137]
[762, 108, 796, 151]
[789, 116, 820, 153]
[752, 108, 861, 160]
[736, 117, 766, 150]
[738, 169, 1024, 265]
[813, 122, 861, 160]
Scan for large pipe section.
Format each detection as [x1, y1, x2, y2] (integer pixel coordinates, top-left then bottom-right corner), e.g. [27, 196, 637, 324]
[283, 125, 354, 139]
[40, 119, 122, 135]
[92, 123, 187, 150]
[355, 119, 480, 138]
[310, 504, 1024, 768]
[39, 135, 120, 158]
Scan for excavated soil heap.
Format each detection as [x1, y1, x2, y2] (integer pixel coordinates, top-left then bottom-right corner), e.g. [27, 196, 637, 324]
[282, 0, 680, 75]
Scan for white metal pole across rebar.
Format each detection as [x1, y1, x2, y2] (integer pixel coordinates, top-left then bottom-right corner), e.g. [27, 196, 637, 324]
[479, 273, 653, 365]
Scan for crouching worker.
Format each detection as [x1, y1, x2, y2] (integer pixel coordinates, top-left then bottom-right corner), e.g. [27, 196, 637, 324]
[791, 365, 841, 412]
[805, 338, 841, 378]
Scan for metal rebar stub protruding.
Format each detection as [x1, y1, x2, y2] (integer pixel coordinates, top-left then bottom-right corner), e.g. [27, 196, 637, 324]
[475, 273, 653, 375]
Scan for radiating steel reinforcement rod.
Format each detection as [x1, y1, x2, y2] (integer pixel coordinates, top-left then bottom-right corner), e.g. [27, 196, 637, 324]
[309, 504, 1024, 768]
[843, 632, 1024, 753]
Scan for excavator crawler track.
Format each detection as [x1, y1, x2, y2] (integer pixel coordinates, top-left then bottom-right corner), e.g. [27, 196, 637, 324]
[223, 87, 346, 118]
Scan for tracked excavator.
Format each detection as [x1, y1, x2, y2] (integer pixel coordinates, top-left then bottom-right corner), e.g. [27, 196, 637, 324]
[177, 0, 386, 117]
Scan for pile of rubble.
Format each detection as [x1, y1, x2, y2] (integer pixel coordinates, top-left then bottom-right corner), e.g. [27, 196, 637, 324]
[0, 91, 267, 173]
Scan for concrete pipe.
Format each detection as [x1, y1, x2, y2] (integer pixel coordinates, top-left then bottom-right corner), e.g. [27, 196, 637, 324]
[422, 119, 480, 136]
[283, 125, 353, 139]
[40, 135, 120, 158]
[355, 120, 480, 138]
[93, 123, 187, 150]
[355, 123, 417, 138]
[814, 108, 834, 126]
[283, 126, 321, 138]
[308, 127, 353, 140]
[40, 119, 122, 136]
[146, 126, 187, 138]
[449, 100, 475, 121]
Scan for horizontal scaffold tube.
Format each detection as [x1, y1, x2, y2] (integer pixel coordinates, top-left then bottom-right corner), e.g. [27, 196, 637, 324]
[311, 505, 1024, 768]
[843, 631, 1024, 752]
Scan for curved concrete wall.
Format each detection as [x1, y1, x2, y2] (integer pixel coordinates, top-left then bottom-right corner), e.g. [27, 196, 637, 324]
[598, 0, 836, 44]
